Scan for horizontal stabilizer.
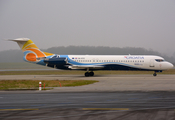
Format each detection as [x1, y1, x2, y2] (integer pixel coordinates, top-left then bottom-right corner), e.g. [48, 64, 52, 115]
[8, 38, 30, 42]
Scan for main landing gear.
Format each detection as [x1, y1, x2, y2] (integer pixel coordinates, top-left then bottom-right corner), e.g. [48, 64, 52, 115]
[85, 71, 94, 77]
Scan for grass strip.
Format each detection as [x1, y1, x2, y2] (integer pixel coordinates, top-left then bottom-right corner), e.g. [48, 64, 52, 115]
[0, 80, 98, 90]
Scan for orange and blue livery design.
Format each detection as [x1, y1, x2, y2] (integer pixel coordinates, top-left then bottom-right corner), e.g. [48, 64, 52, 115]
[9, 38, 54, 63]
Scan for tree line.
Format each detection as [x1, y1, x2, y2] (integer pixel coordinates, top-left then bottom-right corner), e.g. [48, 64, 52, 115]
[0, 46, 175, 65]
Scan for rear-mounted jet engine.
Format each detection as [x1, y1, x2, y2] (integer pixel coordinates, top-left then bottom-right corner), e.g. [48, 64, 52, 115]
[44, 57, 67, 66]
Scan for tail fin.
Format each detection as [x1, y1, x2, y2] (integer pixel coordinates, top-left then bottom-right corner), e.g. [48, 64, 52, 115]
[9, 38, 54, 62]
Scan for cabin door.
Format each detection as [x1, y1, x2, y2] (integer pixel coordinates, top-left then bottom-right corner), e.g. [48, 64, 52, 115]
[150, 59, 155, 67]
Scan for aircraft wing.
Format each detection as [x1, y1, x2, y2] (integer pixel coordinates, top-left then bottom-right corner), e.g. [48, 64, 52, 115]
[68, 65, 104, 70]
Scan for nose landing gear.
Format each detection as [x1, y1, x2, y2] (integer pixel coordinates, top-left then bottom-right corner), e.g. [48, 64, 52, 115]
[153, 70, 162, 76]
[153, 71, 157, 76]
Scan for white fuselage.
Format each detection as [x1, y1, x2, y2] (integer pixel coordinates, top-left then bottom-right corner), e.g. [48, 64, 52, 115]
[62, 55, 173, 71]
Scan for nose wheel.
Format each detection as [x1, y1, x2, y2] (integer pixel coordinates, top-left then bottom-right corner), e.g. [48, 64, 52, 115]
[153, 72, 157, 76]
[85, 71, 94, 77]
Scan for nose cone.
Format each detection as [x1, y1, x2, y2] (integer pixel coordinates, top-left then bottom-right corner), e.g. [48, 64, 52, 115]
[167, 62, 174, 69]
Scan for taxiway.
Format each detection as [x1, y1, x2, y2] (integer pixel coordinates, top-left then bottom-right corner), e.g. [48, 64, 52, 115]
[0, 74, 175, 91]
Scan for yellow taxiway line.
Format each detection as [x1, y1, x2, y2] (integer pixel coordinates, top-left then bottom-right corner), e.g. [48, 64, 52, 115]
[82, 108, 129, 111]
[0, 108, 39, 111]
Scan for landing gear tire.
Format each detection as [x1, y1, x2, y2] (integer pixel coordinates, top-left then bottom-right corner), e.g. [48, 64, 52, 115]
[85, 71, 94, 77]
[89, 72, 94, 76]
[85, 72, 90, 77]
[153, 72, 157, 76]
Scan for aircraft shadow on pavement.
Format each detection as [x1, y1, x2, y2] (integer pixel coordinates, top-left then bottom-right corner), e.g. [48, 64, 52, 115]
[43, 74, 107, 78]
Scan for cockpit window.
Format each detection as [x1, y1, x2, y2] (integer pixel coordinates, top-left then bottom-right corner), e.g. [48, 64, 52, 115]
[155, 59, 165, 62]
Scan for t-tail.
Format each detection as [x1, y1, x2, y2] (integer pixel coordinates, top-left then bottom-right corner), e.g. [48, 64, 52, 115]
[9, 38, 54, 63]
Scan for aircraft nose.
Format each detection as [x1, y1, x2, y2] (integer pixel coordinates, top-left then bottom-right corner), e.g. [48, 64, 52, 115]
[167, 62, 174, 69]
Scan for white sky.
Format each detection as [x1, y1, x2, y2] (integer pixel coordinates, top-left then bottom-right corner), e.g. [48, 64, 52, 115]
[0, 0, 175, 56]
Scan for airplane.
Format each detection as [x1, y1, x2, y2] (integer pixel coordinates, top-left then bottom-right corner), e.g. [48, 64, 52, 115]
[9, 38, 174, 77]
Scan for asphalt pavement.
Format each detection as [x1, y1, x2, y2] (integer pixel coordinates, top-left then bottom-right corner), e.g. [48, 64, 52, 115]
[1, 74, 175, 119]
[0, 92, 175, 120]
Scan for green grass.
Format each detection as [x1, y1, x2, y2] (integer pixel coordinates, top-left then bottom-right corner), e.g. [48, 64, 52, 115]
[0, 80, 98, 90]
[0, 69, 175, 75]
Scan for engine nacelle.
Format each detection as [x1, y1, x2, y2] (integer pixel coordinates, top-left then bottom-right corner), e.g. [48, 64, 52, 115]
[44, 57, 67, 65]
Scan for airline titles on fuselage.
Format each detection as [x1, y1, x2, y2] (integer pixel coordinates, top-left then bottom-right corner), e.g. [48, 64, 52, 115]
[124, 56, 144, 59]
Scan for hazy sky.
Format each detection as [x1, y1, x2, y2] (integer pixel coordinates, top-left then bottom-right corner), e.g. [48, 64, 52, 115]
[0, 0, 175, 56]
